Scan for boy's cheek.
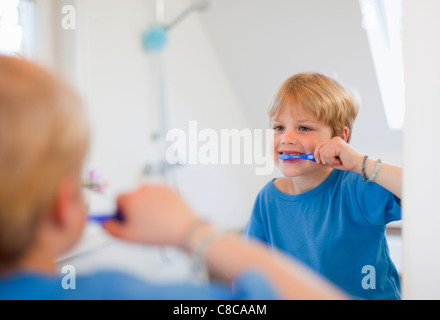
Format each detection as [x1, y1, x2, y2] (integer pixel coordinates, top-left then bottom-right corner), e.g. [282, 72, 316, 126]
[273, 149, 281, 165]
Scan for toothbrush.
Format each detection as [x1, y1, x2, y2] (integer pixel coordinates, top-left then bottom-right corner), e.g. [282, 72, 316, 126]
[279, 153, 316, 161]
[88, 210, 124, 224]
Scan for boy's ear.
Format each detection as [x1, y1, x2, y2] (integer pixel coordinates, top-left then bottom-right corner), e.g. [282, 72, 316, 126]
[341, 126, 350, 142]
[50, 177, 76, 227]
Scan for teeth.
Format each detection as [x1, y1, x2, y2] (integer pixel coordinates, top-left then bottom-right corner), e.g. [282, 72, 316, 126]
[280, 151, 301, 155]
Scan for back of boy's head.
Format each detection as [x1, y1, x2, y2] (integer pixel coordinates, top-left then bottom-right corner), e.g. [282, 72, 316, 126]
[0, 55, 89, 269]
[268, 73, 360, 142]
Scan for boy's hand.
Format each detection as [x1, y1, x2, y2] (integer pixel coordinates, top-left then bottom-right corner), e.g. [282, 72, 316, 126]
[103, 185, 197, 247]
[314, 137, 364, 173]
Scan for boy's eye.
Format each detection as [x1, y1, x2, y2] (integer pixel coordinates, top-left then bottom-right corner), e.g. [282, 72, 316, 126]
[273, 125, 284, 131]
[299, 126, 311, 132]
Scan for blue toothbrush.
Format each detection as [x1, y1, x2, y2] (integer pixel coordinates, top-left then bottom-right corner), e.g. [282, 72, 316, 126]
[279, 153, 316, 161]
[88, 210, 124, 224]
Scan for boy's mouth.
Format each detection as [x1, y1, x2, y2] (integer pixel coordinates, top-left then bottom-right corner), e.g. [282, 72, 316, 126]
[279, 150, 303, 156]
[278, 150, 304, 162]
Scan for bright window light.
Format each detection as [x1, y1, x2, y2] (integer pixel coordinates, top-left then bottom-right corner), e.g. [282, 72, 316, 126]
[0, 0, 35, 57]
[359, 0, 405, 130]
[0, 0, 22, 54]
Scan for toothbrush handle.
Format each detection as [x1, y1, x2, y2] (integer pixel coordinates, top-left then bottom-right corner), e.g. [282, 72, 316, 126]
[88, 209, 124, 224]
[302, 154, 316, 161]
[279, 154, 316, 161]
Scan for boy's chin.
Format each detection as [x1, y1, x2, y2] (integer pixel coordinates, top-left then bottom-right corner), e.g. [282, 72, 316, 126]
[278, 168, 303, 178]
[278, 164, 318, 178]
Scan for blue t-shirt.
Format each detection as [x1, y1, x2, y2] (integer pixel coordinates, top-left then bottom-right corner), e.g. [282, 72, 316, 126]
[243, 169, 401, 300]
[0, 269, 279, 300]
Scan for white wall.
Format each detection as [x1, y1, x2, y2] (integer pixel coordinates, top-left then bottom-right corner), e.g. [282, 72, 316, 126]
[161, 0, 271, 229]
[402, 0, 440, 299]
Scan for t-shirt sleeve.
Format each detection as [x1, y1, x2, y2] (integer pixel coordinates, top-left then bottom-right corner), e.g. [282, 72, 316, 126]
[352, 174, 401, 227]
[73, 270, 279, 300]
[232, 270, 280, 300]
[242, 192, 268, 243]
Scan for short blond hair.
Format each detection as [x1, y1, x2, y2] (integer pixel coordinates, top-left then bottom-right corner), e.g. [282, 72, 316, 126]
[268, 73, 359, 142]
[0, 56, 89, 267]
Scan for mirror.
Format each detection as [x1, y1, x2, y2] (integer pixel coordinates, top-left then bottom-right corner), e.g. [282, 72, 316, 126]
[1, 0, 403, 291]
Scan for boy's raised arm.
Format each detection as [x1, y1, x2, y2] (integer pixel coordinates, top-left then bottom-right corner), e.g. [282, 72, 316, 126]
[314, 136, 402, 199]
[103, 185, 349, 300]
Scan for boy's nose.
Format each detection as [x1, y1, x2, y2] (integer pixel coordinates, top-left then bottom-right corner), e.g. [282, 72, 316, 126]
[281, 130, 298, 144]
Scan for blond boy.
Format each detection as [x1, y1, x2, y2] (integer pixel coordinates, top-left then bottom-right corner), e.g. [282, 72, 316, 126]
[243, 73, 402, 299]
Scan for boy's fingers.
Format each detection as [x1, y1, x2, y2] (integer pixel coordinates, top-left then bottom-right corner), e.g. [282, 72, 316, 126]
[314, 142, 326, 164]
[328, 156, 342, 167]
[316, 138, 343, 167]
[318, 145, 331, 166]
[102, 220, 128, 240]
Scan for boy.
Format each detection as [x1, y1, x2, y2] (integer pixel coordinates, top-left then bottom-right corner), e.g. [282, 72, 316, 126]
[243, 73, 402, 300]
[0, 56, 347, 300]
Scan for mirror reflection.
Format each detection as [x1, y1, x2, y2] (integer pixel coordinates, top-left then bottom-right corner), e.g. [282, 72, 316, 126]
[0, 0, 405, 299]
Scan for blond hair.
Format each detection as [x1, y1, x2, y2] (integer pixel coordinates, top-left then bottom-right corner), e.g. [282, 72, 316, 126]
[0, 56, 89, 267]
[268, 73, 359, 142]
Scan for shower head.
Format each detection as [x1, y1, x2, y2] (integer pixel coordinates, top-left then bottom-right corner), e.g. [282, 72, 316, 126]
[143, 0, 211, 52]
[165, 0, 210, 31]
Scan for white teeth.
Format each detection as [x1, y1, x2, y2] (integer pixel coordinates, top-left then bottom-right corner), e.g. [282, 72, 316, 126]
[280, 151, 301, 155]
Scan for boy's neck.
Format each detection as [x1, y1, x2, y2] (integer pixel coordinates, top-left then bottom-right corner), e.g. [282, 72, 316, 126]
[277, 167, 333, 195]
[0, 250, 56, 279]
[15, 246, 57, 276]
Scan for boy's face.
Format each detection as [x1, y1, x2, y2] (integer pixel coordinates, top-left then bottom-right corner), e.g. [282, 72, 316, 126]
[272, 103, 333, 178]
